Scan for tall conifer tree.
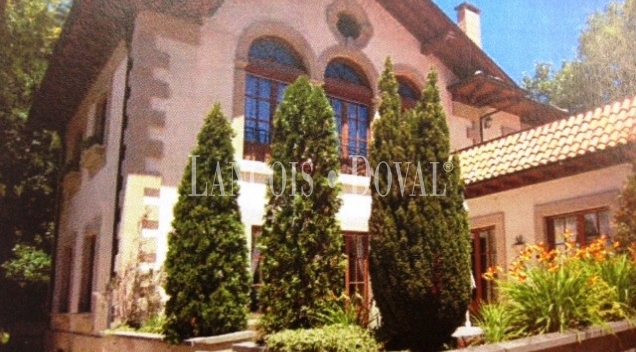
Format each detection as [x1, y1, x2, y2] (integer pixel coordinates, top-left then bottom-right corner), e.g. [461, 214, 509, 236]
[259, 76, 343, 333]
[163, 104, 250, 343]
[369, 60, 472, 350]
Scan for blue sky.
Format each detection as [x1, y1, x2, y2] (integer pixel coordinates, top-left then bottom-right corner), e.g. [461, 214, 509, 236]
[433, 0, 613, 83]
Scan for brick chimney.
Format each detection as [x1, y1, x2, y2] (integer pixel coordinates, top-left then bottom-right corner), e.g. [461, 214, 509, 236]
[455, 2, 482, 48]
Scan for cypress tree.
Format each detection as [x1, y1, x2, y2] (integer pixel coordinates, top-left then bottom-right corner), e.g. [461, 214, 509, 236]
[615, 160, 636, 250]
[258, 76, 344, 333]
[369, 60, 472, 351]
[163, 104, 250, 343]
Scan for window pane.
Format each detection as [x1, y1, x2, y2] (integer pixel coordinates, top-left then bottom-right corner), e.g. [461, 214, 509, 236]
[258, 79, 271, 98]
[584, 213, 599, 242]
[245, 97, 257, 118]
[248, 38, 304, 70]
[325, 61, 365, 86]
[553, 217, 565, 245]
[565, 216, 577, 239]
[599, 211, 611, 237]
[246, 75, 258, 96]
[258, 101, 270, 121]
[245, 120, 256, 143]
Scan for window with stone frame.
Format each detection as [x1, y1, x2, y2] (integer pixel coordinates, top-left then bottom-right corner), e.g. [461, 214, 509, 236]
[244, 37, 307, 161]
[323, 60, 372, 175]
[547, 208, 611, 249]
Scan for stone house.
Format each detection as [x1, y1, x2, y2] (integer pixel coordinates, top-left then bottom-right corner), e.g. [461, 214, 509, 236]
[27, 0, 635, 349]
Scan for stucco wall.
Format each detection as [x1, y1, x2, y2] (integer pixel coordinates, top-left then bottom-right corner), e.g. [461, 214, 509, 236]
[120, 0, 482, 276]
[55, 43, 128, 331]
[467, 163, 632, 268]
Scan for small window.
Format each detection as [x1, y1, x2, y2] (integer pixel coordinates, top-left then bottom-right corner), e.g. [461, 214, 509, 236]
[78, 236, 96, 313]
[547, 208, 611, 249]
[336, 13, 361, 40]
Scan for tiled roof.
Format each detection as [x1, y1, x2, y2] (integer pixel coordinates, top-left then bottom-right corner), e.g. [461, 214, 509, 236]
[459, 96, 636, 185]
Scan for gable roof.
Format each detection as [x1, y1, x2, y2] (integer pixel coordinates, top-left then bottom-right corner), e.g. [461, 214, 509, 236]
[28, 0, 514, 132]
[460, 96, 636, 198]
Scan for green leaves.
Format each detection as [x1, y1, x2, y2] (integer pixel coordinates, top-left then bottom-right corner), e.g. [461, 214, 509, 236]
[368, 59, 472, 351]
[1, 244, 51, 285]
[615, 160, 636, 251]
[523, 0, 636, 113]
[259, 76, 344, 333]
[163, 104, 250, 343]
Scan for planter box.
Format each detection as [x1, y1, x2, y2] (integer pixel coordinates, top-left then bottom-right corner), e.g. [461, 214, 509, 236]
[452, 320, 636, 352]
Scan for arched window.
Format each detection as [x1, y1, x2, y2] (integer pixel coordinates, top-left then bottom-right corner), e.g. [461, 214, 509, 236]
[324, 59, 372, 174]
[397, 76, 421, 109]
[244, 37, 306, 161]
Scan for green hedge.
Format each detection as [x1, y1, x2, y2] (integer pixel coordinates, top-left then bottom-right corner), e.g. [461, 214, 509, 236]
[265, 324, 380, 352]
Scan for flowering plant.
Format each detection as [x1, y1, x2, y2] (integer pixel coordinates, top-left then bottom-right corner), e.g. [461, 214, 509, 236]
[477, 233, 636, 342]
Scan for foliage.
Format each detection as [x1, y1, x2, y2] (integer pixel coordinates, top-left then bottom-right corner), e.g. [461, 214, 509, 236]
[480, 236, 636, 340]
[1, 243, 51, 285]
[313, 294, 363, 327]
[0, 0, 68, 322]
[258, 76, 344, 333]
[0, 330, 8, 345]
[615, 160, 636, 250]
[265, 324, 380, 352]
[474, 303, 519, 343]
[368, 59, 472, 351]
[523, 1, 636, 113]
[163, 104, 250, 343]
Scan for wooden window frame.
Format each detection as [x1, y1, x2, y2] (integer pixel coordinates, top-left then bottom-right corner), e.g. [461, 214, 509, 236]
[343, 231, 370, 309]
[324, 77, 373, 175]
[242, 39, 306, 162]
[546, 207, 611, 249]
[471, 227, 496, 310]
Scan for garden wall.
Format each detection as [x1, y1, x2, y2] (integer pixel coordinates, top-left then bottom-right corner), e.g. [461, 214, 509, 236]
[452, 320, 636, 352]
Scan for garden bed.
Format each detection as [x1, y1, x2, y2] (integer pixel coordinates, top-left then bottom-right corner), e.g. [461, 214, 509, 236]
[449, 319, 636, 352]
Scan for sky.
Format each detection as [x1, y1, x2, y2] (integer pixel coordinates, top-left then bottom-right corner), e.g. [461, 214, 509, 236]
[433, 0, 614, 83]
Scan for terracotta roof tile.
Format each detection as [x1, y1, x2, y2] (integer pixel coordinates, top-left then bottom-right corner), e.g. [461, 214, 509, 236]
[459, 96, 636, 184]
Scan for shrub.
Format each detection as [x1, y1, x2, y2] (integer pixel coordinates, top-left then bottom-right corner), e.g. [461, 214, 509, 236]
[259, 76, 344, 333]
[368, 59, 472, 350]
[265, 324, 380, 352]
[481, 236, 635, 339]
[163, 104, 250, 342]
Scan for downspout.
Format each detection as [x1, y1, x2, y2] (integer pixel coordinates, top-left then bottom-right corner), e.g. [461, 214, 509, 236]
[107, 17, 135, 326]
